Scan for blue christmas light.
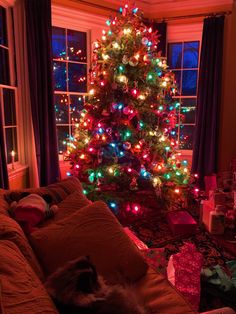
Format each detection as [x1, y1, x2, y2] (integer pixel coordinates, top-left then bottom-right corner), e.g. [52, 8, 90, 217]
[109, 201, 117, 209]
[182, 160, 188, 166]
[110, 143, 116, 148]
[171, 131, 176, 135]
[66, 172, 71, 176]
[133, 7, 138, 13]
[98, 128, 104, 134]
[119, 7, 123, 13]
[119, 151, 124, 157]
[118, 103, 123, 110]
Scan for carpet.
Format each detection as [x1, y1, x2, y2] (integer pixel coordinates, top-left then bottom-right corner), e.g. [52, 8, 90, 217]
[118, 196, 234, 269]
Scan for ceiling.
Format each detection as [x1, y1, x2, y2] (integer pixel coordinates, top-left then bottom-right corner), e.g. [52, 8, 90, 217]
[69, 0, 233, 19]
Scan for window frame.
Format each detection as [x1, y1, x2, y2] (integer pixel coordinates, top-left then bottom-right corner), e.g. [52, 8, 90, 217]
[52, 25, 90, 155]
[167, 21, 203, 158]
[0, 3, 19, 168]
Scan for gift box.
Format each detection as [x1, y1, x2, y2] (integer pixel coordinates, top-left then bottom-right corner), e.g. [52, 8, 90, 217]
[209, 190, 227, 207]
[166, 210, 197, 236]
[202, 200, 214, 230]
[204, 174, 217, 196]
[167, 243, 203, 310]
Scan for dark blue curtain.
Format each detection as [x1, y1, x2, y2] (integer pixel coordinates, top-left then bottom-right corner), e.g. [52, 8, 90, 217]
[0, 108, 9, 189]
[192, 16, 225, 188]
[24, 0, 60, 186]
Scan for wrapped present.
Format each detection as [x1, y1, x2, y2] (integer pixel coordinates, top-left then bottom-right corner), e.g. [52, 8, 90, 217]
[166, 210, 197, 236]
[142, 248, 167, 274]
[202, 200, 214, 230]
[167, 243, 203, 310]
[209, 190, 227, 206]
[204, 174, 217, 196]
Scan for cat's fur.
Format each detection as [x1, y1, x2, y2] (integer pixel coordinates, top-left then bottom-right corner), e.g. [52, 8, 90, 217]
[45, 256, 148, 314]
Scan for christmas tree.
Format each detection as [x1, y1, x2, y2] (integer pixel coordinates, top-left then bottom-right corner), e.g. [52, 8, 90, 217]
[68, 4, 190, 213]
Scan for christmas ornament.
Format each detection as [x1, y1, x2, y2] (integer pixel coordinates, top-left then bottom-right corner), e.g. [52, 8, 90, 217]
[122, 55, 129, 64]
[123, 141, 131, 150]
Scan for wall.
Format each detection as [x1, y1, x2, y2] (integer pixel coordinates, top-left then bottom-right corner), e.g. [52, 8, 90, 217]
[218, 0, 236, 171]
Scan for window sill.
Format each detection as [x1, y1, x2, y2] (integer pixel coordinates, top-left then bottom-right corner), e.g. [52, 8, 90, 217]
[8, 163, 28, 179]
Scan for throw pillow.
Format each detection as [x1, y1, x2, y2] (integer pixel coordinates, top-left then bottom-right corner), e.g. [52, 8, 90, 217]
[0, 240, 57, 313]
[39, 190, 91, 228]
[30, 201, 148, 283]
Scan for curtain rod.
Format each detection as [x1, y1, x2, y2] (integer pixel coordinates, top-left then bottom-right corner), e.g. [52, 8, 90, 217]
[72, 1, 232, 20]
[157, 10, 232, 22]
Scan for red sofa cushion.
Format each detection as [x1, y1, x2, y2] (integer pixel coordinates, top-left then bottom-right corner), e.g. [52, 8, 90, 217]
[30, 201, 148, 283]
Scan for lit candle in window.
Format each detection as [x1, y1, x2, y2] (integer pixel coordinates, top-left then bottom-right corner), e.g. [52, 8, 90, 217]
[11, 150, 15, 170]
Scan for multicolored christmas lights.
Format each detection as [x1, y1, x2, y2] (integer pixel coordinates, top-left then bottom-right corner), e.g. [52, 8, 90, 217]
[67, 4, 191, 212]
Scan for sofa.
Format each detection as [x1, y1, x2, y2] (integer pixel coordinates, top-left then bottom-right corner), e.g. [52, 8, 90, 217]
[0, 177, 233, 314]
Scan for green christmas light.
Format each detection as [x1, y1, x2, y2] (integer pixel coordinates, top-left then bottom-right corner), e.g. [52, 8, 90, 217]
[147, 72, 155, 81]
[165, 146, 170, 151]
[118, 65, 125, 72]
[158, 106, 164, 111]
[176, 171, 181, 176]
[83, 189, 88, 195]
[97, 171, 102, 177]
[139, 121, 144, 128]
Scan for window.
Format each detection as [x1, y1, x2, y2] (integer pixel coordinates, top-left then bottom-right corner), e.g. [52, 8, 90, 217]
[167, 41, 200, 150]
[52, 26, 88, 154]
[0, 5, 18, 164]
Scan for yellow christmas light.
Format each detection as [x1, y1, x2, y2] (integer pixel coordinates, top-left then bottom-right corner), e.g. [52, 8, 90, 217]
[123, 28, 132, 35]
[102, 54, 109, 60]
[108, 167, 114, 174]
[138, 94, 146, 100]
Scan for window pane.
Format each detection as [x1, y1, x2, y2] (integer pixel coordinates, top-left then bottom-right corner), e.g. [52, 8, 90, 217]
[183, 41, 199, 69]
[167, 43, 182, 69]
[52, 27, 66, 60]
[181, 107, 196, 124]
[70, 95, 84, 124]
[67, 29, 87, 62]
[54, 94, 69, 124]
[68, 63, 87, 92]
[0, 47, 10, 85]
[0, 6, 7, 46]
[53, 61, 67, 91]
[57, 126, 69, 153]
[182, 70, 198, 96]
[3, 88, 16, 126]
[172, 70, 181, 95]
[5, 127, 18, 163]
[179, 125, 195, 150]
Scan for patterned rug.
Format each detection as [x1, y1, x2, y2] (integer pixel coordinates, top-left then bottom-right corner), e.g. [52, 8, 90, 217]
[118, 196, 235, 269]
